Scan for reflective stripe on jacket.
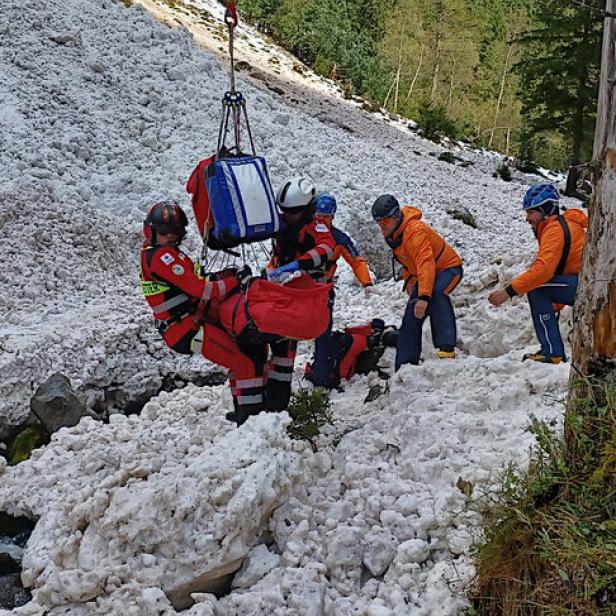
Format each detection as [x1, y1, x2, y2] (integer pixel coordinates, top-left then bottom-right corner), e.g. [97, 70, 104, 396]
[388, 207, 462, 298]
[510, 209, 587, 296]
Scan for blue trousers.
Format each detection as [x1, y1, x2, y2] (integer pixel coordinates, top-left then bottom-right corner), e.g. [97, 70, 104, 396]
[309, 290, 336, 387]
[396, 266, 463, 370]
[527, 275, 578, 359]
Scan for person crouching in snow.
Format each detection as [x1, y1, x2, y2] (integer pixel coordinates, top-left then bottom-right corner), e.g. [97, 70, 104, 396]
[488, 183, 587, 364]
[140, 200, 267, 426]
[307, 192, 375, 387]
[372, 195, 463, 369]
[267, 177, 336, 407]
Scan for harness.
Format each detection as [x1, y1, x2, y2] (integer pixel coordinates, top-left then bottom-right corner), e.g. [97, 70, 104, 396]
[555, 215, 571, 276]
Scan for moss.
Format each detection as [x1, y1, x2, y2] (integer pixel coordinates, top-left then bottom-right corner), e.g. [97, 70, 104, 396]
[470, 378, 616, 614]
[8, 425, 49, 465]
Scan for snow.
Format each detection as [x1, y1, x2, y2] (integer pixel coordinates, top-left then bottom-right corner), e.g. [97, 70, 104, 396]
[0, 0, 580, 613]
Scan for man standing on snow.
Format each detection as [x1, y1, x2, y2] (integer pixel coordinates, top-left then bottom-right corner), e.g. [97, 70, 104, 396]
[488, 183, 587, 364]
[372, 195, 463, 370]
[307, 192, 375, 387]
[266, 177, 337, 408]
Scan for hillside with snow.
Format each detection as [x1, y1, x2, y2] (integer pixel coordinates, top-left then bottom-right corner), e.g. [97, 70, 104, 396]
[0, 0, 578, 613]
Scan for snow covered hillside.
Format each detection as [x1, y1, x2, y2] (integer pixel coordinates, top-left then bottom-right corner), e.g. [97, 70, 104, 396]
[0, 0, 578, 613]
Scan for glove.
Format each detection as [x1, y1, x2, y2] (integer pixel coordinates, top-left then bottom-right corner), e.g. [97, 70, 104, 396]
[268, 260, 300, 282]
[364, 285, 377, 298]
[236, 264, 252, 287]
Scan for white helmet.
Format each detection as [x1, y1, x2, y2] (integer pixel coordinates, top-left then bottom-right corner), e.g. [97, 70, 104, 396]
[276, 176, 316, 210]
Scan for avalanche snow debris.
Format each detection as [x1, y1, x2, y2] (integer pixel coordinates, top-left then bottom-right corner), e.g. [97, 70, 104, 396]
[0, 0, 580, 612]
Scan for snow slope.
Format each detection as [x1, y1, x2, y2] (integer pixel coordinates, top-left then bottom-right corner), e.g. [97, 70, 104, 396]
[0, 0, 578, 613]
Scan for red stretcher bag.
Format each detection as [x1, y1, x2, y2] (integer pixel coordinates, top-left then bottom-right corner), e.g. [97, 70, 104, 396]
[219, 275, 333, 343]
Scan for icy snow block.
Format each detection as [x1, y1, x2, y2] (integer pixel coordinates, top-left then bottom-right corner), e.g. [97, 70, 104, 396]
[206, 156, 280, 247]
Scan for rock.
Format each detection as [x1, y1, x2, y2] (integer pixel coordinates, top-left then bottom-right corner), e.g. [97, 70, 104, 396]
[30, 373, 95, 434]
[0, 573, 30, 610]
[7, 424, 49, 465]
[0, 543, 23, 574]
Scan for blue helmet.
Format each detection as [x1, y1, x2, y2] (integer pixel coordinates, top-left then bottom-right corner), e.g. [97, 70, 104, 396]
[316, 193, 337, 216]
[523, 183, 560, 215]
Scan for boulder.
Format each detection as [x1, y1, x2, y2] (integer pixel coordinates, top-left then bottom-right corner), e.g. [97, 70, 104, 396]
[30, 373, 95, 434]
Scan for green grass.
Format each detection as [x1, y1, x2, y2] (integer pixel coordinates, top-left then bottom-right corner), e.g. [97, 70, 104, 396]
[469, 377, 616, 615]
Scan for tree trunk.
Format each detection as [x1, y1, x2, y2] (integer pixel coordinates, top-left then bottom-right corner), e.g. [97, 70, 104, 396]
[567, 0, 616, 450]
[430, 1, 444, 101]
[570, 5, 593, 166]
[488, 44, 513, 149]
[405, 43, 425, 103]
[447, 57, 457, 112]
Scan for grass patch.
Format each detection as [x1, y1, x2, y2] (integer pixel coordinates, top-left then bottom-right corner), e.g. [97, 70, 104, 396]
[287, 387, 333, 450]
[469, 377, 616, 614]
[447, 206, 478, 229]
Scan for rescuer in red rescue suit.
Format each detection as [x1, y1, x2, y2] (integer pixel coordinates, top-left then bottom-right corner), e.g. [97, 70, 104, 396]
[140, 200, 268, 426]
[266, 177, 337, 409]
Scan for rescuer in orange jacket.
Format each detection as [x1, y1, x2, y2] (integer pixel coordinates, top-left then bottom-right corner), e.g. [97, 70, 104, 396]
[488, 183, 587, 363]
[306, 192, 374, 387]
[372, 195, 463, 369]
[140, 200, 268, 426]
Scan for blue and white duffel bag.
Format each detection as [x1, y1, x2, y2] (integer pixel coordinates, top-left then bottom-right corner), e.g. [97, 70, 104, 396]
[206, 156, 281, 247]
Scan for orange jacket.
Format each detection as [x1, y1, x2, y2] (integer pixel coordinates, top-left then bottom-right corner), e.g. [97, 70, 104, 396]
[388, 207, 462, 298]
[323, 225, 372, 286]
[509, 209, 587, 296]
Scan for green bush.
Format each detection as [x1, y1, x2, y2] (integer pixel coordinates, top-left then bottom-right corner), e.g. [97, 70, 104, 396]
[416, 100, 458, 143]
[287, 388, 333, 449]
[496, 162, 512, 181]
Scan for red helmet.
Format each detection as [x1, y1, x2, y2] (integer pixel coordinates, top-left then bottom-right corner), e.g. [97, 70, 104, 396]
[144, 200, 188, 245]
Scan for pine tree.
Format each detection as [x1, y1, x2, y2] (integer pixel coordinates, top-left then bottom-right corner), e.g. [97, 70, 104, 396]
[516, 0, 603, 166]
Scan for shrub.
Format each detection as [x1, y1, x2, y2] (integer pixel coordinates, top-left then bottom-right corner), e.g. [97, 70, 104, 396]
[416, 100, 457, 142]
[496, 162, 512, 181]
[287, 387, 333, 449]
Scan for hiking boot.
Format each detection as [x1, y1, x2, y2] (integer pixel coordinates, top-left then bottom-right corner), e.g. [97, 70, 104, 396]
[522, 351, 563, 364]
[436, 349, 456, 359]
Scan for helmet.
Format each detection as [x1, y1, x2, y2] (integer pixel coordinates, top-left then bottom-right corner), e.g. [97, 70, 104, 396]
[523, 183, 560, 215]
[276, 177, 316, 210]
[144, 200, 188, 244]
[371, 194, 400, 220]
[315, 193, 337, 216]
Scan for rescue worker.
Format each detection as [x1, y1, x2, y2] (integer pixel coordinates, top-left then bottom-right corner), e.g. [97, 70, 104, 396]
[267, 177, 337, 407]
[488, 183, 587, 363]
[140, 200, 267, 426]
[372, 194, 463, 369]
[308, 192, 374, 387]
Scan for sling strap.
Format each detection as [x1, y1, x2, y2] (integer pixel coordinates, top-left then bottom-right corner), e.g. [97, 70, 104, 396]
[555, 215, 571, 276]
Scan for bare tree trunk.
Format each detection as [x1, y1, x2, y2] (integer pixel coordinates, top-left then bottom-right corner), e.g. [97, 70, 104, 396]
[568, 0, 616, 449]
[447, 58, 457, 112]
[488, 44, 513, 149]
[430, 1, 444, 101]
[505, 127, 511, 156]
[394, 24, 406, 112]
[405, 43, 425, 103]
